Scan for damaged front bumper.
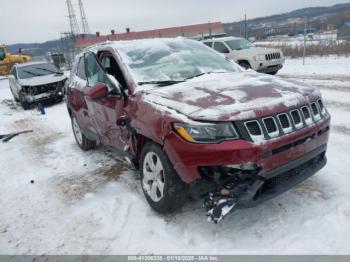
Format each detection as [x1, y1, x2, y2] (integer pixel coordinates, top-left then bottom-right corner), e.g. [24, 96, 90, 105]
[204, 144, 327, 223]
[24, 91, 63, 105]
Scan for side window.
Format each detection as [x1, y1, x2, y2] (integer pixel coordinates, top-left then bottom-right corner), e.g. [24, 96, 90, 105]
[0, 48, 5, 61]
[76, 57, 86, 80]
[213, 42, 230, 54]
[100, 54, 127, 89]
[10, 67, 17, 79]
[203, 42, 212, 48]
[84, 52, 114, 89]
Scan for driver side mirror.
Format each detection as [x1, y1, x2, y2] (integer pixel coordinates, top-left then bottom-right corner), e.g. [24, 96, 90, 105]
[86, 82, 123, 101]
[86, 83, 109, 100]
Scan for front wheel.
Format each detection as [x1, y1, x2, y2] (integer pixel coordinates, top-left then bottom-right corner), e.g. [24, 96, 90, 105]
[140, 142, 189, 214]
[9, 87, 19, 102]
[238, 61, 251, 70]
[18, 92, 30, 110]
[71, 115, 96, 150]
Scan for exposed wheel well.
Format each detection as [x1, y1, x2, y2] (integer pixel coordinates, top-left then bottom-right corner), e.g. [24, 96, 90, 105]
[237, 60, 251, 65]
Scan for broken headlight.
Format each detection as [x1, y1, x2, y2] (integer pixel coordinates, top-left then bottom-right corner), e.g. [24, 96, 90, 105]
[173, 122, 239, 143]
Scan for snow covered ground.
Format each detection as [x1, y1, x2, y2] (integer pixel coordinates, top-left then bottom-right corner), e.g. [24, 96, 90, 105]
[1, 56, 350, 254]
[254, 32, 340, 48]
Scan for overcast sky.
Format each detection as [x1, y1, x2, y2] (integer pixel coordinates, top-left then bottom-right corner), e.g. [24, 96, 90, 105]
[1, 0, 348, 44]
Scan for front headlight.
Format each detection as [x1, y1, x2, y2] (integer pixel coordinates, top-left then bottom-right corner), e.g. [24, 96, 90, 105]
[173, 122, 239, 143]
[257, 54, 266, 61]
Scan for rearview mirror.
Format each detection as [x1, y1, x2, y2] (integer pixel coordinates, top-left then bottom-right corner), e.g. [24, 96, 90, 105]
[86, 83, 109, 100]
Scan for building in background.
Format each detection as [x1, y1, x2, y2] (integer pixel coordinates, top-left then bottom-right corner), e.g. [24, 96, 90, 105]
[75, 22, 225, 48]
[337, 21, 350, 40]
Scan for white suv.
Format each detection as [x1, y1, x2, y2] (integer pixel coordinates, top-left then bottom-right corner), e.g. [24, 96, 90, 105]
[202, 37, 285, 75]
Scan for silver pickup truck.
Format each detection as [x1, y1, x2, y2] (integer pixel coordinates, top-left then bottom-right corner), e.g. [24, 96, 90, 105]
[202, 36, 285, 75]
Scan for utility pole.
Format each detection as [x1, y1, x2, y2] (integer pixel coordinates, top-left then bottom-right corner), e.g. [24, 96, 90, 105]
[78, 0, 90, 35]
[244, 14, 247, 39]
[66, 0, 80, 36]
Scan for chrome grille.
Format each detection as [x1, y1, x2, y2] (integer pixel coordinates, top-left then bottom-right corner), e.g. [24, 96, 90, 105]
[318, 99, 325, 113]
[263, 117, 279, 137]
[311, 103, 318, 115]
[291, 110, 303, 128]
[278, 114, 291, 129]
[311, 102, 321, 120]
[243, 100, 328, 142]
[245, 121, 262, 136]
[302, 106, 311, 120]
[265, 52, 281, 61]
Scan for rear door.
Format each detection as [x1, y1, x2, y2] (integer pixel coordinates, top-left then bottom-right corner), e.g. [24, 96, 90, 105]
[66, 55, 97, 134]
[84, 51, 127, 150]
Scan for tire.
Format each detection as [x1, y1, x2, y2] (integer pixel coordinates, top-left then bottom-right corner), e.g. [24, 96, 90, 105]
[18, 92, 30, 110]
[268, 71, 278, 75]
[71, 115, 96, 151]
[140, 142, 189, 214]
[238, 61, 251, 70]
[10, 87, 19, 102]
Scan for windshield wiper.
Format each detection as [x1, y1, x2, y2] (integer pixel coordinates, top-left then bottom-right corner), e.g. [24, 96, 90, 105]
[22, 70, 42, 77]
[36, 67, 61, 74]
[137, 80, 184, 86]
[185, 71, 227, 80]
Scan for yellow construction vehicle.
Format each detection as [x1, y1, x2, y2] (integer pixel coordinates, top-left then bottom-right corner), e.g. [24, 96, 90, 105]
[0, 44, 32, 76]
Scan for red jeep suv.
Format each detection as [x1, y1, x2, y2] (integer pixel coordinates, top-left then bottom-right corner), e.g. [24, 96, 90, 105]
[65, 38, 330, 223]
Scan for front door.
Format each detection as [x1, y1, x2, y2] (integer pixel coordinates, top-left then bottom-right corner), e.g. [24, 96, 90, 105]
[84, 52, 127, 151]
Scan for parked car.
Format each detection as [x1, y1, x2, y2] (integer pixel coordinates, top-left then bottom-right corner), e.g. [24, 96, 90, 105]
[8, 61, 67, 109]
[202, 36, 285, 75]
[65, 38, 330, 223]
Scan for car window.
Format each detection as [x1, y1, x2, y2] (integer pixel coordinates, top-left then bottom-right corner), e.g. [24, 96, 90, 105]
[76, 57, 86, 80]
[213, 42, 230, 54]
[203, 42, 212, 48]
[101, 56, 111, 69]
[10, 66, 15, 76]
[100, 54, 126, 89]
[225, 39, 255, 50]
[84, 52, 114, 89]
[0, 48, 5, 60]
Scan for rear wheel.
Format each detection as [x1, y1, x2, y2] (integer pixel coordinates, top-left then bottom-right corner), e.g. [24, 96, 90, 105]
[140, 142, 189, 214]
[238, 61, 251, 70]
[71, 115, 96, 150]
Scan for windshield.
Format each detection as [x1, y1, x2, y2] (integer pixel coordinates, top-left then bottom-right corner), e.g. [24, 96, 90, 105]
[116, 38, 239, 83]
[225, 39, 255, 50]
[17, 63, 58, 79]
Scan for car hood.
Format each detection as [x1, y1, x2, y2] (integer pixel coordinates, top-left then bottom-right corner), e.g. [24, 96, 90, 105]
[142, 71, 321, 121]
[18, 74, 67, 86]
